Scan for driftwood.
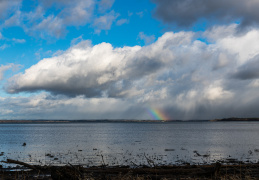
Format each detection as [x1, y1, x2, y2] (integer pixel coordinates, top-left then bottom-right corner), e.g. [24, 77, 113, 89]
[2, 159, 39, 171]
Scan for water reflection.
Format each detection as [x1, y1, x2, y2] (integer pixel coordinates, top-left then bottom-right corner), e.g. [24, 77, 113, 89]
[0, 122, 259, 167]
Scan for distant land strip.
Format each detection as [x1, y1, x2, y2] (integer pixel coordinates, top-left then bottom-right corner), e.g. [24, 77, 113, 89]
[0, 118, 258, 123]
[0, 119, 188, 123]
[210, 118, 259, 121]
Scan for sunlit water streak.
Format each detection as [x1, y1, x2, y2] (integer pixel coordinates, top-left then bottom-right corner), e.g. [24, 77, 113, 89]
[0, 121, 259, 167]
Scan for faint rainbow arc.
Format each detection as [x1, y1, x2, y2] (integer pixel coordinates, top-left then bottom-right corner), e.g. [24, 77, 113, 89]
[147, 108, 170, 121]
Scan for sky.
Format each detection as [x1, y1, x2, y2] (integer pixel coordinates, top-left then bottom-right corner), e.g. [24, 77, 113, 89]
[1, 0, 259, 120]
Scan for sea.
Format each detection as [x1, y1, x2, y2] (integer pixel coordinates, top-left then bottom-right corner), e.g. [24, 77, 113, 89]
[0, 121, 259, 167]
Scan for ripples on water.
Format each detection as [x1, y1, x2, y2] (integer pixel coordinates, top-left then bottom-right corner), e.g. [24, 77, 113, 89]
[0, 121, 259, 167]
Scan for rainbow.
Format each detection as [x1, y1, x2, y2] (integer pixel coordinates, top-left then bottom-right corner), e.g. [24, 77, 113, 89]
[147, 108, 170, 121]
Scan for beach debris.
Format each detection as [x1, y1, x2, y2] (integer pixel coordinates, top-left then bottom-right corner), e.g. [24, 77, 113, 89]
[100, 154, 107, 167]
[225, 158, 238, 163]
[0, 152, 4, 156]
[144, 153, 155, 167]
[254, 149, 259, 152]
[22, 142, 26, 146]
[2, 159, 39, 171]
[164, 149, 175, 151]
[46, 153, 54, 158]
[193, 150, 201, 156]
[193, 150, 210, 157]
[203, 154, 210, 157]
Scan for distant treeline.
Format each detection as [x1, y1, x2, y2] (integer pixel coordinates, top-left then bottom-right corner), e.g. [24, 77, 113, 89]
[211, 118, 259, 122]
[0, 119, 168, 123]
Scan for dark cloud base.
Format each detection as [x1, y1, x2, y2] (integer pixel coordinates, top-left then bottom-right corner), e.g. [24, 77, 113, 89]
[152, 0, 259, 29]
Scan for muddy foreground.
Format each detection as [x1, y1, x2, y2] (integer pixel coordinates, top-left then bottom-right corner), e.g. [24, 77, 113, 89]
[1, 159, 259, 180]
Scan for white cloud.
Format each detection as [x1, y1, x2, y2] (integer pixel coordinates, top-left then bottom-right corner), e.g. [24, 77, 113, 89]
[12, 38, 26, 43]
[0, 92, 135, 120]
[32, 15, 64, 38]
[0, 35, 25, 50]
[0, 44, 9, 50]
[4, 10, 22, 27]
[0, 0, 21, 19]
[138, 32, 156, 45]
[93, 11, 119, 34]
[59, 0, 94, 26]
[116, 18, 128, 26]
[204, 83, 233, 101]
[249, 80, 259, 88]
[136, 12, 144, 18]
[0, 65, 12, 80]
[98, 0, 115, 13]
[217, 29, 259, 64]
[0, 64, 21, 80]
[203, 24, 238, 42]
[70, 35, 83, 46]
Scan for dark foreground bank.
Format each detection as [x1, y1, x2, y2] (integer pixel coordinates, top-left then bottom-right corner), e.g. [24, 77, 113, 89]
[1, 159, 259, 180]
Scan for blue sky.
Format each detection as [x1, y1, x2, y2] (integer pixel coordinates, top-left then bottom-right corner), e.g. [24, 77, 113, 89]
[1, 0, 259, 120]
[0, 0, 159, 68]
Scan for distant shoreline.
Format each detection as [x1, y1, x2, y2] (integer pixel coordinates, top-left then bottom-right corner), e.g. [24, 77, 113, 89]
[0, 119, 205, 123]
[210, 117, 259, 122]
[0, 118, 258, 123]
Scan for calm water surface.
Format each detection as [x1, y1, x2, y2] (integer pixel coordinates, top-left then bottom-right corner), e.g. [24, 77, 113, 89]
[0, 122, 259, 167]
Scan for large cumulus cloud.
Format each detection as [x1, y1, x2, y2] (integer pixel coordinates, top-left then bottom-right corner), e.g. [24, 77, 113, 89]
[6, 32, 194, 97]
[152, 0, 259, 28]
[3, 25, 259, 119]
